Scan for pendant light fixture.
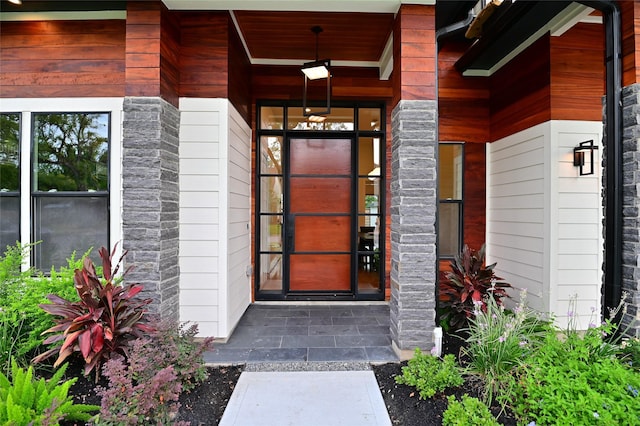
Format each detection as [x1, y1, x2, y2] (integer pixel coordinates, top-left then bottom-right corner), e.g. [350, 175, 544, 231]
[302, 26, 331, 117]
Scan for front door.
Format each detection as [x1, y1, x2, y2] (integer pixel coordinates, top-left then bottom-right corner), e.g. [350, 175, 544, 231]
[286, 137, 352, 293]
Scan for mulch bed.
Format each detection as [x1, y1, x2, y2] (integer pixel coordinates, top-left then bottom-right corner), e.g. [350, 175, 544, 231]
[56, 332, 516, 425]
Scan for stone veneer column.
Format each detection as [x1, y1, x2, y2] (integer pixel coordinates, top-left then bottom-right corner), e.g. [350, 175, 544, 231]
[122, 97, 180, 323]
[622, 83, 640, 336]
[390, 99, 438, 357]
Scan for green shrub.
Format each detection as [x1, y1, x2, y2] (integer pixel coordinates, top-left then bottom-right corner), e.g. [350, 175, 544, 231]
[514, 323, 640, 425]
[443, 395, 499, 426]
[462, 292, 550, 408]
[0, 243, 81, 374]
[0, 360, 98, 425]
[395, 349, 463, 399]
[621, 337, 640, 372]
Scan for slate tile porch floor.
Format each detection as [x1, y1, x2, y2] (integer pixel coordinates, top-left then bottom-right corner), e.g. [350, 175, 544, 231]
[203, 304, 399, 364]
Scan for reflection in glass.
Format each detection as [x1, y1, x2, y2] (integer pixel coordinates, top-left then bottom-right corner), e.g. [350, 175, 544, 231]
[259, 215, 282, 252]
[259, 253, 283, 291]
[439, 144, 463, 200]
[287, 107, 354, 131]
[34, 196, 108, 270]
[439, 202, 460, 257]
[33, 113, 109, 192]
[0, 196, 19, 252]
[1, 113, 20, 192]
[260, 136, 283, 174]
[358, 108, 382, 131]
[260, 176, 283, 214]
[260, 106, 284, 130]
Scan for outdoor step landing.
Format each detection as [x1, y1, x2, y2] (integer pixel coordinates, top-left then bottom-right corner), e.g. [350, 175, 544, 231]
[219, 371, 392, 426]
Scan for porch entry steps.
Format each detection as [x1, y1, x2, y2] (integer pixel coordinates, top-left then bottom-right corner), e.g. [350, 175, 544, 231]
[203, 304, 398, 364]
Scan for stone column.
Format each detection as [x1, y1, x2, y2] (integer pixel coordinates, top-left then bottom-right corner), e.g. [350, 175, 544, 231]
[122, 97, 180, 323]
[621, 83, 640, 336]
[390, 100, 438, 357]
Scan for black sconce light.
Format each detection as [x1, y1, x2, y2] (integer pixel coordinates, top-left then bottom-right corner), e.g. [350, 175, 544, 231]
[302, 26, 331, 118]
[573, 139, 599, 176]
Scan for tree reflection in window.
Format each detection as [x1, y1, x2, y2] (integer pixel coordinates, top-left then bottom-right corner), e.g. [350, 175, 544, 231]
[0, 113, 20, 192]
[33, 113, 109, 192]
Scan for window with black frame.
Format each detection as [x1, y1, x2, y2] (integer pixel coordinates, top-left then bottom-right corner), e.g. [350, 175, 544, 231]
[439, 143, 463, 258]
[0, 113, 21, 252]
[32, 113, 109, 270]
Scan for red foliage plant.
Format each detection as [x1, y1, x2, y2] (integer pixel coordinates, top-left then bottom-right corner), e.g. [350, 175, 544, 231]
[33, 245, 154, 377]
[438, 244, 512, 330]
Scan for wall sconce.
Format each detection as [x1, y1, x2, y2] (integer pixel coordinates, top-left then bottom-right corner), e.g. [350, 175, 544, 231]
[573, 139, 599, 176]
[302, 26, 331, 117]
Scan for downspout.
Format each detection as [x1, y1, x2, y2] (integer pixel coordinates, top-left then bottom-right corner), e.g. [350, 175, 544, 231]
[431, 7, 476, 355]
[578, 0, 623, 316]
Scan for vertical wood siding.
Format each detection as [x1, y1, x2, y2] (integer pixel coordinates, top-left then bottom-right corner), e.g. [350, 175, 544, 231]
[438, 41, 490, 143]
[0, 20, 125, 97]
[550, 23, 604, 121]
[160, 6, 181, 107]
[179, 12, 229, 100]
[228, 15, 252, 123]
[621, 0, 640, 86]
[490, 36, 551, 142]
[392, 4, 436, 106]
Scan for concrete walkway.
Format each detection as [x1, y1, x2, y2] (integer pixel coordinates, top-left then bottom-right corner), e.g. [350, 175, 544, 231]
[219, 370, 392, 426]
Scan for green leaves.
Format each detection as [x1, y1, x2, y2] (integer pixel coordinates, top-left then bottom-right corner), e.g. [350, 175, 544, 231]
[395, 350, 463, 399]
[0, 360, 98, 425]
[443, 395, 499, 426]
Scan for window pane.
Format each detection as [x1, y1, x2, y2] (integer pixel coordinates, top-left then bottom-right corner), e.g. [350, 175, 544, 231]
[358, 108, 382, 131]
[439, 144, 463, 200]
[0, 196, 20, 252]
[358, 137, 381, 177]
[259, 253, 282, 291]
[358, 177, 380, 215]
[34, 196, 108, 270]
[260, 176, 283, 214]
[439, 202, 460, 257]
[259, 214, 282, 252]
[260, 136, 283, 174]
[33, 113, 109, 192]
[287, 107, 354, 131]
[1, 113, 20, 192]
[260, 106, 284, 130]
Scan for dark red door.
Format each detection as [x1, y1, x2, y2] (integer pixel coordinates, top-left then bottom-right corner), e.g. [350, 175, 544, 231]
[287, 137, 352, 292]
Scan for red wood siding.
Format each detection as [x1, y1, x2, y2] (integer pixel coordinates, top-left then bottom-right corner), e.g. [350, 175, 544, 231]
[228, 15, 252, 123]
[621, 0, 640, 86]
[463, 142, 486, 252]
[550, 23, 604, 121]
[490, 35, 551, 142]
[160, 7, 181, 107]
[392, 4, 436, 106]
[179, 12, 229, 99]
[126, 1, 162, 99]
[0, 20, 125, 98]
[438, 41, 490, 143]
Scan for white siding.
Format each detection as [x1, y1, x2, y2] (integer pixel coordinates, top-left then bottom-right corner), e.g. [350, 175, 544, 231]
[178, 98, 251, 338]
[487, 121, 603, 329]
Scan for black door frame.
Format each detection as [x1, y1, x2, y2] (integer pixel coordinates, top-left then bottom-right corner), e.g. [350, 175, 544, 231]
[255, 101, 386, 301]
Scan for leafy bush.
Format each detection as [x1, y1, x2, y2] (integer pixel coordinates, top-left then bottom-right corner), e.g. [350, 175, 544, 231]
[146, 321, 214, 392]
[395, 349, 463, 399]
[621, 337, 640, 372]
[443, 395, 499, 426]
[0, 360, 98, 425]
[34, 245, 154, 377]
[0, 243, 81, 374]
[94, 322, 212, 424]
[439, 244, 512, 330]
[514, 320, 640, 425]
[462, 292, 549, 408]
